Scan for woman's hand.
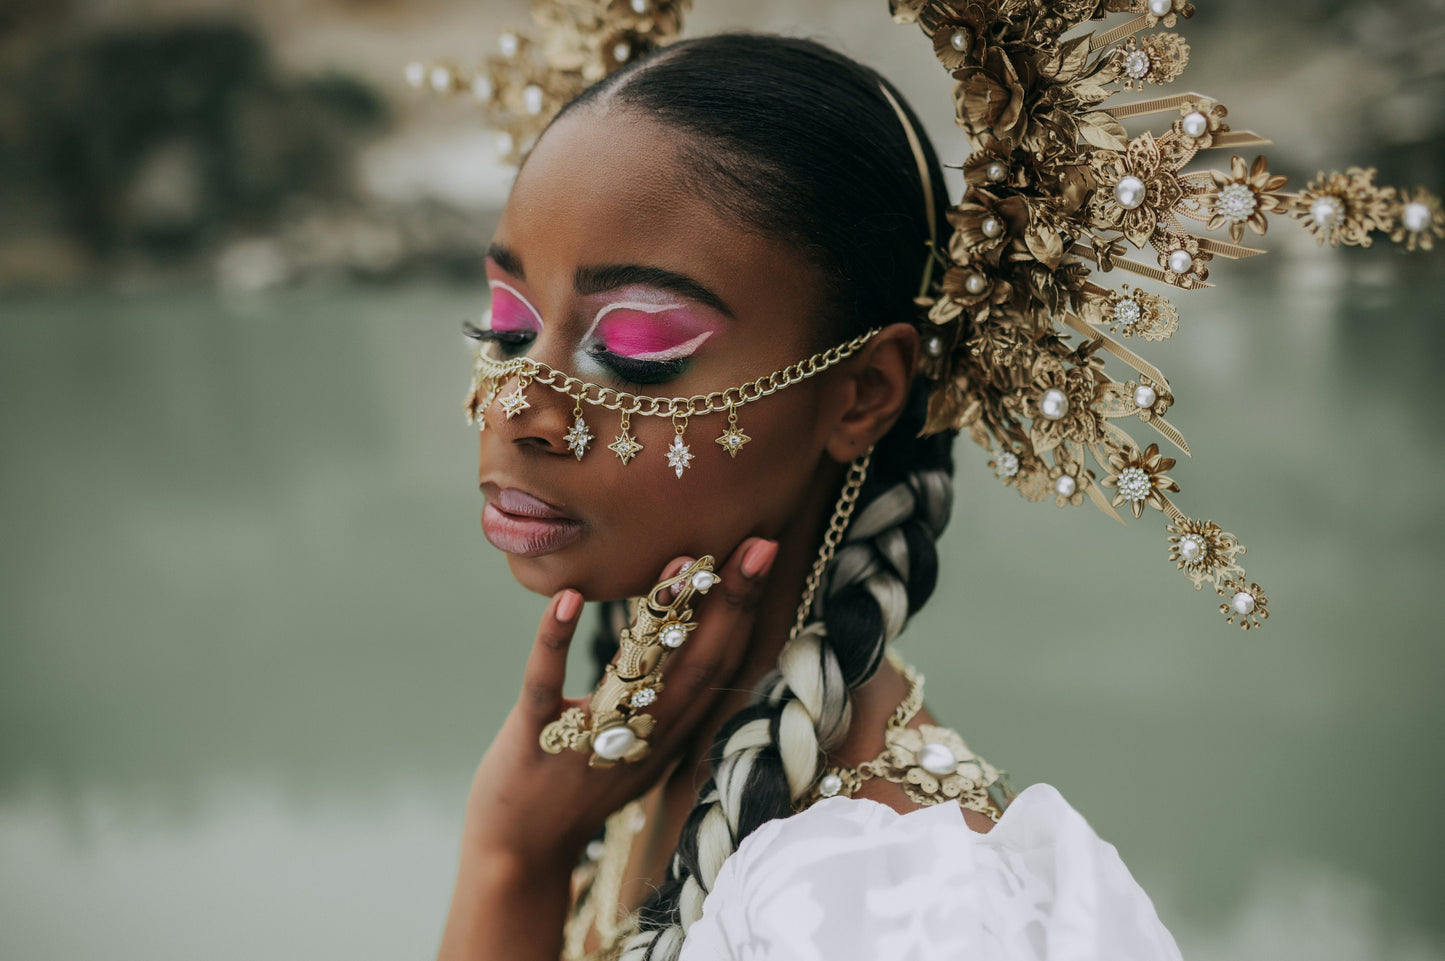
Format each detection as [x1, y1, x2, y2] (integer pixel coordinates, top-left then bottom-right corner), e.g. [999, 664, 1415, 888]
[437, 536, 778, 961]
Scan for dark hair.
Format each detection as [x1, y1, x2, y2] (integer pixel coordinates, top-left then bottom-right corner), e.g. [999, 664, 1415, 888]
[553, 32, 950, 344]
[547, 34, 959, 959]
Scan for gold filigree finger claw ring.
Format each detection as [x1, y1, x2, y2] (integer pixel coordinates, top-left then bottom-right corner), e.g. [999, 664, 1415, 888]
[539, 556, 720, 767]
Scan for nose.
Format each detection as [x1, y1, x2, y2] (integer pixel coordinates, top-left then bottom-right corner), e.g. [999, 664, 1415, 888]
[479, 366, 577, 456]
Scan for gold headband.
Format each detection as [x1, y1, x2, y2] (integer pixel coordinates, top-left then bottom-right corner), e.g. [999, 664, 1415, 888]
[467, 328, 880, 476]
[876, 81, 941, 300]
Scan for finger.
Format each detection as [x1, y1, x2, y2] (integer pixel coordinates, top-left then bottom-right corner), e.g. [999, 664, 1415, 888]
[664, 555, 694, 596]
[517, 589, 583, 723]
[666, 537, 778, 708]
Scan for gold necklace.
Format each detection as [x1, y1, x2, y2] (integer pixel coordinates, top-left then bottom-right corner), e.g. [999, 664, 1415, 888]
[561, 654, 1013, 960]
[805, 652, 1014, 820]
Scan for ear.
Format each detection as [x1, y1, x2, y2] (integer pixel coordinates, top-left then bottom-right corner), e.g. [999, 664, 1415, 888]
[824, 323, 919, 462]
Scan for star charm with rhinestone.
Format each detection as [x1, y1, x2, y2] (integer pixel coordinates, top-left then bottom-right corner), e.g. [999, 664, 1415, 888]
[608, 430, 643, 465]
[499, 385, 530, 419]
[715, 424, 751, 458]
[564, 415, 594, 460]
[666, 434, 693, 478]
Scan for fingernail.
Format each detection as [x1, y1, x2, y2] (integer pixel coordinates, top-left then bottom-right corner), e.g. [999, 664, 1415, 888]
[669, 558, 695, 596]
[556, 589, 582, 623]
[741, 540, 778, 578]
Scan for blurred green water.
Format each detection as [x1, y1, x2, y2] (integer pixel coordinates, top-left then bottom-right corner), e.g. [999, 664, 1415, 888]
[1, 260, 1443, 958]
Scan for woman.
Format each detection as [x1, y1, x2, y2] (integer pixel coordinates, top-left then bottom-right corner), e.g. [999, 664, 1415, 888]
[435, 32, 1184, 961]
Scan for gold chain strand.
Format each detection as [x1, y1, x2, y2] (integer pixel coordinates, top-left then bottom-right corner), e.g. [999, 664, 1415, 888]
[471, 328, 880, 421]
[789, 449, 872, 642]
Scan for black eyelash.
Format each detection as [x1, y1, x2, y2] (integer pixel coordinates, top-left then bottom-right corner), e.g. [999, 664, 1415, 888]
[462, 321, 534, 351]
[585, 345, 690, 386]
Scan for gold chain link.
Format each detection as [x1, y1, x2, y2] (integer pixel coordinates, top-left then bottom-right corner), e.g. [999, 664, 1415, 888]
[471, 329, 881, 419]
[789, 449, 872, 641]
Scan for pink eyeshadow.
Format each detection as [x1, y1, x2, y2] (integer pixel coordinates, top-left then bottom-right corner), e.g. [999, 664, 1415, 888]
[488, 284, 541, 332]
[594, 307, 719, 361]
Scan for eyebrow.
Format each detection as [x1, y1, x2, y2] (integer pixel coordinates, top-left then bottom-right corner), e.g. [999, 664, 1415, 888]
[486, 242, 735, 319]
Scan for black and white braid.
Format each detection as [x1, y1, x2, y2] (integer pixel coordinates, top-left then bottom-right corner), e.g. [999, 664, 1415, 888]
[613, 389, 955, 960]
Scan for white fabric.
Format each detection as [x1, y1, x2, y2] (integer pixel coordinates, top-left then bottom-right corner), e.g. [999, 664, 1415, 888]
[678, 783, 1183, 961]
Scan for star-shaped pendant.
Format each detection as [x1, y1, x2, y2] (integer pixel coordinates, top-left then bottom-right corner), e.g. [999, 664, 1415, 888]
[666, 434, 693, 478]
[564, 414, 594, 460]
[608, 429, 643, 465]
[499, 384, 530, 419]
[715, 424, 751, 458]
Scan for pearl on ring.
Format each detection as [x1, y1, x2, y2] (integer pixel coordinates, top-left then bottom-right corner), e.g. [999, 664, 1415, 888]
[592, 725, 637, 760]
[690, 570, 717, 592]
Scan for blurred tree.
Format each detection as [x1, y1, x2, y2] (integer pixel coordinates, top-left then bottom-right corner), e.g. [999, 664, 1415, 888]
[7, 22, 385, 259]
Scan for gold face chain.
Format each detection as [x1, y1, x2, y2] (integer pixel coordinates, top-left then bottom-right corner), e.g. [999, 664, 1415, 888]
[466, 329, 880, 477]
[469, 328, 880, 421]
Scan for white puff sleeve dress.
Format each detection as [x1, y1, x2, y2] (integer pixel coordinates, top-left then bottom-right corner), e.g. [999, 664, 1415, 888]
[677, 783, 1183, 961]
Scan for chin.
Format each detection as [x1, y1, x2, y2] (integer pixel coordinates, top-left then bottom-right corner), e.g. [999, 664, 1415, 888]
[503, 550, 651, 602]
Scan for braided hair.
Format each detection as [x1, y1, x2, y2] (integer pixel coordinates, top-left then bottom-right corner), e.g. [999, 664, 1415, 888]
[553, 33, 957, 960]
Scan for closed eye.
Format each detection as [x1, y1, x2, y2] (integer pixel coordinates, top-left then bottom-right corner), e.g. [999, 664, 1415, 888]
[584, 344, 690, 386]
[463, 320, 534, 354]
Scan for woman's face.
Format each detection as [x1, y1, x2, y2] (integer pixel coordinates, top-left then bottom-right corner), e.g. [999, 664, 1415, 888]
[476, 105, 852, 600]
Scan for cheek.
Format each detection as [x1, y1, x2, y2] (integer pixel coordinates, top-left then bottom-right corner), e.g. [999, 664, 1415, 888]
[481, 393, 828, 601]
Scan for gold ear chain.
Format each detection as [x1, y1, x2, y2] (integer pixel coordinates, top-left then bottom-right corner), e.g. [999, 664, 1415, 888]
[465, 328, 880, 477]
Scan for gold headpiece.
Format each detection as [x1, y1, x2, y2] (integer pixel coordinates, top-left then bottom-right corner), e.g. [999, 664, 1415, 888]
[405, 0, 690, 164]
[414, 0, 1441, 628]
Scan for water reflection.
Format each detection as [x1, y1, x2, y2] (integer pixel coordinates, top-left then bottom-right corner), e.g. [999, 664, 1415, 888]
[1, 257, 1442, 956]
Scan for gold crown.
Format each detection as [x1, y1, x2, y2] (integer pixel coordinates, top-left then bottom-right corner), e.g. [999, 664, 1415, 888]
[404, 0, 690, 164]
[410, 0, 1441, 628]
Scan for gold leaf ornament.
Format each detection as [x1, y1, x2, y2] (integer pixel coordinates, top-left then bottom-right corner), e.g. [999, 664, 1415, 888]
[430, 0, 1441, 627]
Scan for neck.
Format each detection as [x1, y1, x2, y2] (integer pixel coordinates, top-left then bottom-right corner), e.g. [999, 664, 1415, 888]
[657, 454, 843, 801]
[632, 452, 915, 908]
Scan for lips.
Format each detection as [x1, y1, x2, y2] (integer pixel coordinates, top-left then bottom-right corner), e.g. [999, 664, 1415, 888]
[481, 485, 585, 557]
